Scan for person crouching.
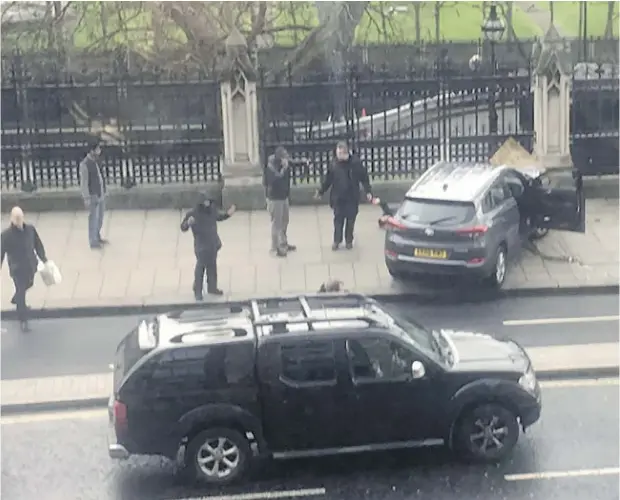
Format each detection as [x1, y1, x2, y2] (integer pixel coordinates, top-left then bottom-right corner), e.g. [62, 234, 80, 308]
[181, 196, 236, 300]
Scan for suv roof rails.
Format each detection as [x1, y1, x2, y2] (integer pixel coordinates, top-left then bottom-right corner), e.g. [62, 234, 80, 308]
[254, 315, 379, 329]
[169, 327, 248, 343]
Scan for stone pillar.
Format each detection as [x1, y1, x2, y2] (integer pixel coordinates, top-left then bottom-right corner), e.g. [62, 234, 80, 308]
[219, 29, 264, 210]
[531, 24, 573, 168]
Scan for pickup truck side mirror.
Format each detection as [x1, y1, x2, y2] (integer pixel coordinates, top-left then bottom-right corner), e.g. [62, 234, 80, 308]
[411, 361, 426, 379]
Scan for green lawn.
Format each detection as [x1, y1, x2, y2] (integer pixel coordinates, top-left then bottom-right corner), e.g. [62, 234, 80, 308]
[355, 2, 542, 43]
[534, 1, 618, 37]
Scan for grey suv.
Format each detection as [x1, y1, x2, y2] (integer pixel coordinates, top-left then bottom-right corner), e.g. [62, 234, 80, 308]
[384, 162, 585, 288]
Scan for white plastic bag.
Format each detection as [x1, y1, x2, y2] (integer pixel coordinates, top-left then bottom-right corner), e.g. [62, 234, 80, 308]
[37, 260, 62, 286]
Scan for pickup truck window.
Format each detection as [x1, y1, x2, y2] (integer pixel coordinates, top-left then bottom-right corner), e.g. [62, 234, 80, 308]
[346, 338, 413, 382]
[279, 341, 337, 384]
[150, 344, 254, 391]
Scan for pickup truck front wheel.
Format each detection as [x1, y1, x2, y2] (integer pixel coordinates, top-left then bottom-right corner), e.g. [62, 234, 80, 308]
[453, 403, 519, 463]
[186, 427, 251, 485]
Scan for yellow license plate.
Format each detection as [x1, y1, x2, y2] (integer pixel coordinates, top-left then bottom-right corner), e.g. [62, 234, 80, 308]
[414, 248, 448, 259]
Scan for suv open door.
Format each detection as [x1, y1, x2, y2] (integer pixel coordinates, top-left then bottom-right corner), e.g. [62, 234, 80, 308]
[531, 167, 586, 233]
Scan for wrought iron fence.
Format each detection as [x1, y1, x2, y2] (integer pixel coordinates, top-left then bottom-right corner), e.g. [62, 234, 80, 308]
[1, 55, 223, 192]
[571, 62, 619, 175]
[259, 62, 534, 184]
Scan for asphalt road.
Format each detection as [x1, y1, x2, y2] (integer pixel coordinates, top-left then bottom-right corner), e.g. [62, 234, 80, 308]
[1, 293, 618, 381]
[2, 381, 618, 500]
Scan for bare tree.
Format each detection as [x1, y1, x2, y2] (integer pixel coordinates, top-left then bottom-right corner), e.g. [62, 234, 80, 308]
[412, 2, 424, 43]
[1, 1, 369, 75]
[604, 1, 617, 38]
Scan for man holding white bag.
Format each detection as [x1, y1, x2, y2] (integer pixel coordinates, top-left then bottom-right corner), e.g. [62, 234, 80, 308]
[1, 206, 49, 332]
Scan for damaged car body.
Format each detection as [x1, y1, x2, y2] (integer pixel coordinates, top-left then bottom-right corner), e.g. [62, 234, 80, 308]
[382, 161, 585, 288]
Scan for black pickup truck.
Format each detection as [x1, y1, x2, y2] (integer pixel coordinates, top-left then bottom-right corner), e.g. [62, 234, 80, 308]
[108, 293, 541, 485]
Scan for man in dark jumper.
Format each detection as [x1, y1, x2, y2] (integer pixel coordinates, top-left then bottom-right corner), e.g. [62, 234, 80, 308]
[315, 141, 373, 250]
[181, 196, 236, 300]
[79, 139, 108, 249]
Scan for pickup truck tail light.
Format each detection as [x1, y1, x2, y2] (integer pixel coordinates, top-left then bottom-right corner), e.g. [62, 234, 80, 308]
[113, 400, 128, 433]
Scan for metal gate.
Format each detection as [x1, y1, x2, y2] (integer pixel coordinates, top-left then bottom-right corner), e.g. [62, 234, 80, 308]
[258, 64, 534, 184]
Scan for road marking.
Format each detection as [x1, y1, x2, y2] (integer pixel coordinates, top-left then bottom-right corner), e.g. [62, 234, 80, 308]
[539, 377, 619, 389]
[177, 488, 326, 500]
[503, 315, 620, 326]
[505, 467, 620, 481]
[1, 408, 107, 425]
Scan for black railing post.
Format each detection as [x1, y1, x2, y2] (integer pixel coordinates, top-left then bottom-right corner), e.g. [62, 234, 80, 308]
[13, 53, 36, 192]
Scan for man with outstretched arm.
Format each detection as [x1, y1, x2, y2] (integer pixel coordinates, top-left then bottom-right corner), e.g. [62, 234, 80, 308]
[315, 141, 373, 250]
[263, 146, 310, 257]
[181, 196, 236, 300]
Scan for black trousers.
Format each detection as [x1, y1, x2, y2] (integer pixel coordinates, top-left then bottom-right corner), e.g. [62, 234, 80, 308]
[333, 204, 359, 245]
[193, 253, 217, 294]
[11, 274, 34, 322]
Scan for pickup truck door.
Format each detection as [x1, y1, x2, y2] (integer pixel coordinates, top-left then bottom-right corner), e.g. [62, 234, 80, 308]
[258, 338, 351, 453]
[342, 336, 441, 445]
[530, 167, 586, 233]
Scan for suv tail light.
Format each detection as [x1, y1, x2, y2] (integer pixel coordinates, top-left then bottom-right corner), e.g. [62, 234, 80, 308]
[456, 225, 488, 238]
[385, 217, 407, 231]
[113, 400, 128, 433]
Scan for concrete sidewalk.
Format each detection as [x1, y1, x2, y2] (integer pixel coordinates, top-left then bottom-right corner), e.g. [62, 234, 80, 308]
[1, 199, 618, 312]
[2, 342, 618, 411]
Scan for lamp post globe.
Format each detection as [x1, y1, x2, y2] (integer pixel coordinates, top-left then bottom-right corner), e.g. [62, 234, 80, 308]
[481, 4, 506, 42]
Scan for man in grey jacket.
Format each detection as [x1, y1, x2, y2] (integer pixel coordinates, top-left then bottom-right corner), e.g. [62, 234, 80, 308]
[263, 146, 309, 257]
[80, 140, 108, 249]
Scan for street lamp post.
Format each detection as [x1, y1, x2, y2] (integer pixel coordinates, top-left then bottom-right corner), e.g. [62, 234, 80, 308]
[481, 3, 505, 135]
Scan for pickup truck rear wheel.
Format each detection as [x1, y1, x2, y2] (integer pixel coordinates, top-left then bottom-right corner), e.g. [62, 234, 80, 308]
[454, 403, 519, 463]
[186, 427, 251, 485]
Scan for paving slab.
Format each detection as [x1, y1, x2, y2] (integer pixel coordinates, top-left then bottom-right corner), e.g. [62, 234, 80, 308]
[2, 343, 617, 408]
[1, 199, 618, 311]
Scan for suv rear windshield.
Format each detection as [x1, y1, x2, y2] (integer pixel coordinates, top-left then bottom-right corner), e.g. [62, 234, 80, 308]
[398, 198, 476, 226]
[113, 319, 159, 390]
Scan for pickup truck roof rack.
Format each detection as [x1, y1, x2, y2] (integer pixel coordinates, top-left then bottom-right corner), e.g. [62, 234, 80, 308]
[161, 293, 379, 339]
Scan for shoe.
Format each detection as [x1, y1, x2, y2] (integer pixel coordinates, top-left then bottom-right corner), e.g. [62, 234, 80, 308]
[19, 321, 30, 333]
[332, 243, 340, 251]
[345, 242, 353, 250]
[286, 244, 297, 252]
[10, 296, 16, 305]
[207, 288, 224, 296]
[275, 249, 287, 258]
[194, 293, 203, 302]
[90, 243, 103, 249]
[98, 238, 109, 245]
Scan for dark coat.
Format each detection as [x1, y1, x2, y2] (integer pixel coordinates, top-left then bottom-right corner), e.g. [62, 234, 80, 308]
[318, 155, 372, 209]
[263, 155, 309, 201]
[180, 203, 231, 260]
[1, 223, 47, 282]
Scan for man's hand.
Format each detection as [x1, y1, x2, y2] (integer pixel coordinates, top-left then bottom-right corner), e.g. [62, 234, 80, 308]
[227, 204, 237, 216]
[187, 216, 195, 226]
[313, 190, 321, 200]
[366, 193, 373, 202]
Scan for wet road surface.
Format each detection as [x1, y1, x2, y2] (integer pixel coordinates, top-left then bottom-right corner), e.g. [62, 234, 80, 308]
[2, 293, 618, 380]
[2, 381, 618, 500]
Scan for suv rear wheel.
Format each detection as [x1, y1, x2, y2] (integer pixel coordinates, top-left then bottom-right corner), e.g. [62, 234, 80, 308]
[453, 403, 519, 463]
[487, 245, 507, 289]
[186, 427, 251, 485]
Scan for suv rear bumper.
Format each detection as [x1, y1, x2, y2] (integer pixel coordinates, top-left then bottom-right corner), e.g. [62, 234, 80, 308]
[386, 254, 491, 278]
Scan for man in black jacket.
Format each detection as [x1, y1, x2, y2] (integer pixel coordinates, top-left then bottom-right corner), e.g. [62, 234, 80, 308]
[315, 141, 373, 250]
[262, 146, 309, 257]
[79, 139, 108, 249]
[1, 206, 48, 332]
[181, 196, 236, 300]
